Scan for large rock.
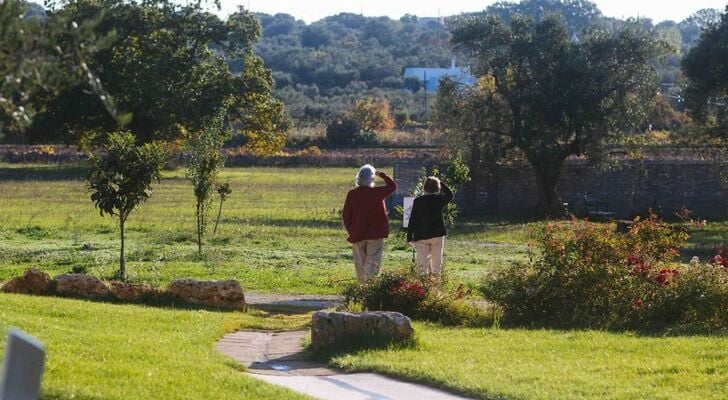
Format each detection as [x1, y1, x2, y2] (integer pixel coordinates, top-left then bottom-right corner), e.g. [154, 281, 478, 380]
[1, 269, 52, 295]
[54, 274, 111, 298]
[167, 279, 246, 310]
[111, 282, 157, 302]
[311, 311, 414, 352]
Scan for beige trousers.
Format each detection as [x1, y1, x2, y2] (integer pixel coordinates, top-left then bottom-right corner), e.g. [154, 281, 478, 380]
[414, 236, 445, 275]
[352, 239, 384, 284]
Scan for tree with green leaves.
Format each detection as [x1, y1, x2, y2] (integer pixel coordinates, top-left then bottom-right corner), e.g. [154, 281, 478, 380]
[0, 0, 117, 141]
[87, 132, 167, 279]
[186, 105, 230, 255]
[30, 0, 286, 146]
[682, 6, 728, 135]
[485, 0, 603, 35]
[679, 8, 721, 51]
[439, 15, 665, 214]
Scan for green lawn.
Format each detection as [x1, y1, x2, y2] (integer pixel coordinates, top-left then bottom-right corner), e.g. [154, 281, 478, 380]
[0, 293, 310, 400]
[332, 323, 728, 400]
[0, 163, 530, 294]
[2, 163, 727, 400]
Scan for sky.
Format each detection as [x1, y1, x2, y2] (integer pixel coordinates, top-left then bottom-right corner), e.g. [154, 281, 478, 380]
[214, 0, 727, 24]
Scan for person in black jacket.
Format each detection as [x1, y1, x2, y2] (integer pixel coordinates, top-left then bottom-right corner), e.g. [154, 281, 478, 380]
[406, 176, 453, 276]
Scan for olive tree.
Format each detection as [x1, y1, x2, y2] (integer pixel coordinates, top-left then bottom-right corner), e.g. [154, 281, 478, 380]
[682, 6, 728, 135]
[87, 132, 167, 279]
[439, 15, 665, 214]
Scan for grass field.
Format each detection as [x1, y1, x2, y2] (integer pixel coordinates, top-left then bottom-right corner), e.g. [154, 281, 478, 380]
[0, 163, 529, 294]
[3, 293, 725, 400]
[1, 163, 727, 400]
[0, 293, 310, 400]
[332, 323, 728, 400]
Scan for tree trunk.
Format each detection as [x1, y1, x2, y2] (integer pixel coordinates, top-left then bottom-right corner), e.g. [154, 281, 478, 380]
[196, 202, 203, 255]
[534, 167, 564, 217]
[213, 198, 224, 235]
[119, 216, 126, 280]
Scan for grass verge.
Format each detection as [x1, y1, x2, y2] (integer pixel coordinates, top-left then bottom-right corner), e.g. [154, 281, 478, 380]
[0, 293, 310, 400]
[331, 322, 728, 400]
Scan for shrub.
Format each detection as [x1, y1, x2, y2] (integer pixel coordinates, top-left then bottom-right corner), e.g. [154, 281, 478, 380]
[326, 115, 361, 146]
[351, 98, 395, 133]
[481, 213, 728, 332]
[343, 271, 495, 327]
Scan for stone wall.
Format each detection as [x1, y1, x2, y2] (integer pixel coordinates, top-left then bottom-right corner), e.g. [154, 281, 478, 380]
[393, 159, 728, 219]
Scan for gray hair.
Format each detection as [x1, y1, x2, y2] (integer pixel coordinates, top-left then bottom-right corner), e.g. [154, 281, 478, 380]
[356, 164, 376, 187]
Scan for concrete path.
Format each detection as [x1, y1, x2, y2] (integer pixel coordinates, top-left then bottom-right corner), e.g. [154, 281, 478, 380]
[255, 372, 472, 400]
[216, 330, 473, 400]
[245, 293, 343, 310]
[215, 330, 336, 376]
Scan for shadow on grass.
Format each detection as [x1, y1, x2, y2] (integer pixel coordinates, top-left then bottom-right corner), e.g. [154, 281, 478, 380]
[15, 290, 245, 314]
[488, 316, 728, 338]
[223, 216, 343, 230]
[310, 334, 418, 363]
[6, 289, 327, 321]
[0, 164, 89, 181]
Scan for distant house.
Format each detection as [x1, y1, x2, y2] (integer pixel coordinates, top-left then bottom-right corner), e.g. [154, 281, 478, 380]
[403, 57, 476, 93]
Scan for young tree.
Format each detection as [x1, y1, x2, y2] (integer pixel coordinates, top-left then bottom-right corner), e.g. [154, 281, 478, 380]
[213, 182, 232, 235]
[186, 105, 230, 255]
[439, 15, 664, 214]
[87, 132, 167, 279]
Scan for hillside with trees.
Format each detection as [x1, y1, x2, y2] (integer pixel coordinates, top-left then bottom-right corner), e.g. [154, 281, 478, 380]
[0, 0, 723, 146]
[251, 0, 721, 131]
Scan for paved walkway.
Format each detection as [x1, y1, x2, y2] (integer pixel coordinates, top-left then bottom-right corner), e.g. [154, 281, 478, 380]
[215, 330, 472, 400]
[216, 330, 336, 376]
[255, 372, 473, 400]
[245, 293, 343, 310]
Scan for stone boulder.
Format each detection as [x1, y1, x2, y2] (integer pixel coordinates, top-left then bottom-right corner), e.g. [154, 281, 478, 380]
[111, 282, 157, 302]
[167, 279, 246, 310]
[311, 311, 414, 352]
[1, 269, 52, 295]
[54, 274, 111, 298]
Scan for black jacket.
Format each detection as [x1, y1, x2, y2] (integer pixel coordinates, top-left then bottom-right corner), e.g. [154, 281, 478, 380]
[406, 182, 453, 242]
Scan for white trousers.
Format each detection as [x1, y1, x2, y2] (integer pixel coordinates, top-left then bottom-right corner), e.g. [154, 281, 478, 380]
[414, 236, 445, 275]
[352, 239, 384, 284]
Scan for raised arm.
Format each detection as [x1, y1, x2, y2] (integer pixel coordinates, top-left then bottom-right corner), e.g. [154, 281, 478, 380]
[440, 181, 454, 205]
[376, 171, 397, 197]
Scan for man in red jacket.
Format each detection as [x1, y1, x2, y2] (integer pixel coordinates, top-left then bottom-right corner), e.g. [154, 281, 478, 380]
[342, 164, 397, 284]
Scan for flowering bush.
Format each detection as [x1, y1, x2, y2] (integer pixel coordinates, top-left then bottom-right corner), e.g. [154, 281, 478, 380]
[708, 246, 728, 269]
[481, 212, 727, 332]
[343, 271, 495, 326]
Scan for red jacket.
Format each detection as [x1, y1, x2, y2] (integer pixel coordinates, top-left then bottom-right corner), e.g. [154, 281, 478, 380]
[342, 173, 397, 243]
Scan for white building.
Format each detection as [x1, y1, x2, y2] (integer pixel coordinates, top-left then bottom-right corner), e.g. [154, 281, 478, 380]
[403, 57, 476, 93]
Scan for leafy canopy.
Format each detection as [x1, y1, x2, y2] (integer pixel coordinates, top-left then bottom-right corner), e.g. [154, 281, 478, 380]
[88, 132, 167, 221]
[682, 6, 728, 134]
[439, 15, 665, 213]
[0, 0, 117, 140]
[30, 0, 286, 147]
